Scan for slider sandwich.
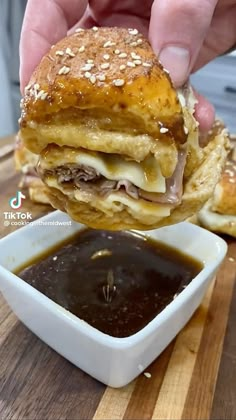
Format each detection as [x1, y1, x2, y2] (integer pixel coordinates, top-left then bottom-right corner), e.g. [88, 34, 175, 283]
[14, 133, 51, 205]
[19, 27, 230, 230]
[198, 138, 236, 237]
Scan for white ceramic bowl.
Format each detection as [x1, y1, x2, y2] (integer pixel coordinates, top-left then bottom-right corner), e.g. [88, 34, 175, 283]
[0, 211, 227, 387]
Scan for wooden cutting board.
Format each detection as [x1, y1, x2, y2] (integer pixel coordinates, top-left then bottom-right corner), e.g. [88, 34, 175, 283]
[0, 136, 236, 420]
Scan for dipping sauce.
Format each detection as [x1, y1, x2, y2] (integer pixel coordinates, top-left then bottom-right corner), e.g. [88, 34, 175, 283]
[17, 229, 203, 338]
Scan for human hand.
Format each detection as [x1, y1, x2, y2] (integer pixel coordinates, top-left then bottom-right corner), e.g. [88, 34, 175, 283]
[19, 0, 236, 131]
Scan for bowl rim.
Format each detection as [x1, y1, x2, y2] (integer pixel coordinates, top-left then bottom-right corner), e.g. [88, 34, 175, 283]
[0, 211, 228, 349]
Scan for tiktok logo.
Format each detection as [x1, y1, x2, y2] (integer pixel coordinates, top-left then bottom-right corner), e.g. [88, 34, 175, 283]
[9, 191, 26, 210]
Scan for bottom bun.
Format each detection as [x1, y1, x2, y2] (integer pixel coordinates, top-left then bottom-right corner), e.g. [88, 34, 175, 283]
[46, 127, 229, 230]
[27, 178, 52, 205]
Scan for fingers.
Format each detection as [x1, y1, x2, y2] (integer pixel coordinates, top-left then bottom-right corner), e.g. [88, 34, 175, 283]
[20, 0, 87, 92]
[149, 0, 218, 87]
[194, 91, 215, 132]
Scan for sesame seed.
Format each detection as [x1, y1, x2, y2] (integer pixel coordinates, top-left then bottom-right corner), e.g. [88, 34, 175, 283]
[113, 79, 125, 87]
[184, 126, 189, 135]
[225, 169, 234, 176]
[81, 63, 94, 71]
[118, 53, 127, 58]
[133, 59, 142, 65]
[228, 257, 235, 262]
[40, 92, 48, 100]
[97, 74, 106, 81]
[58, 65, 70, 75]
[137, 39, 143, 44]
[55, 50, 64, 56]
[129, 29, 139, 35]
[92, 26, 98, 31]
[75, 28, 84, 33]
[34, 83, 40, 90]
[178, 95, 186, 108]
[173, 293, 178, 299]
[25, 83, 32, 91]
[127, 61, 136, 68]
[103, 41, 116, 48]
[114, 49, 120, 55]
[143, 62, 151, 67]
[160, 127, 169, 134]
[101, 63, 110, 69]
[84, 71, 91, 78]
[229, 178, 236, 183]
[130, 41, 138, 47]
[90, 75, 97, 84]
[53, 256, 58, 261]
[18, 117, 22, 124]
[87, 59, 94, 64]
[36, 90, 45, 99]
[143, 372, 151, 378]
[131, 52, 141, 59]
[78, 46, 85, 53]
[65, 47, 75, 57]
[103, 54, 110, 60]
[119, 64, 126, 70]
[28, 121, 37, 129]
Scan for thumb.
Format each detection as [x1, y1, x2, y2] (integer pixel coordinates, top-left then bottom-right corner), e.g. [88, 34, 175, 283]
[149, 0, 217, 87]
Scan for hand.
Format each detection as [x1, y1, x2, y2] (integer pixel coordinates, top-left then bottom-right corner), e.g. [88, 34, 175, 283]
[20, 0, 236, 131]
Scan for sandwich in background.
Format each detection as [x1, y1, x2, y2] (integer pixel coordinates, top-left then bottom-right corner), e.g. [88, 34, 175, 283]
[198, 139, 236, 238]
[14, 133, 51, 205]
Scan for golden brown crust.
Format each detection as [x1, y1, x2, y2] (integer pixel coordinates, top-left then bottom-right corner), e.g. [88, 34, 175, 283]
[211, 144, 236, 215]
[20, 26, 186, 154]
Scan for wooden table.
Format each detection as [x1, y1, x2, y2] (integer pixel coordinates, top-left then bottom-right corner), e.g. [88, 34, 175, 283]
[0, 135, 236, 420]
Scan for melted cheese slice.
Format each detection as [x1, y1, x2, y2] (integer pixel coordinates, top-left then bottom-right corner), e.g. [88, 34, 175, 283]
[41, 147, 166, 193]
[46, 177, 171, 220]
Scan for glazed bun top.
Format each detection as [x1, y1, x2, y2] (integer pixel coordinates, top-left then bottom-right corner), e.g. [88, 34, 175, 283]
[20, 26, 187, 144]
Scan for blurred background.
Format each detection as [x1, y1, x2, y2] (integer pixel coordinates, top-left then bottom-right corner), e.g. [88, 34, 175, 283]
[0, 0, 235, 138]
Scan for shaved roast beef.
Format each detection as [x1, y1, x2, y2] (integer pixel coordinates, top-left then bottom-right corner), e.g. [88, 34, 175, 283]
[46, 151, 186, 205]
[53, 164, 101, 184]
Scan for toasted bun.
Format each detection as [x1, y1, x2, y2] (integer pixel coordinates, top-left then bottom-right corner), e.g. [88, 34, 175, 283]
[198, 142, 236, 237]
[19, 27, 230, 230]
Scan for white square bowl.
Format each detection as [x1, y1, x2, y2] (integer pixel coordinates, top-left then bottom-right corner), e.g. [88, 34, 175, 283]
[0, 211, 227, 388]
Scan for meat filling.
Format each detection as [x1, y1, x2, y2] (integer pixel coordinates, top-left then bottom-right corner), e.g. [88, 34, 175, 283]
[44, 151, 186, 206]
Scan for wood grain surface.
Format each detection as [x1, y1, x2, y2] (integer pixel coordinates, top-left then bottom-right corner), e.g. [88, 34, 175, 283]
[0, 136, 235, 420]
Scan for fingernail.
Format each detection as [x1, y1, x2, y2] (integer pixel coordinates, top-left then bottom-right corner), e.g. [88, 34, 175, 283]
[159, 46, 190, 86]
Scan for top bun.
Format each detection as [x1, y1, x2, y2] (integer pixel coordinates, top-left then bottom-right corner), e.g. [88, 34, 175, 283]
[20, 26, 187, 154]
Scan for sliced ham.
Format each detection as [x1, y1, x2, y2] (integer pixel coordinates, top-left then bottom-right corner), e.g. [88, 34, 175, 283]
[139, 150, 186, 205]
